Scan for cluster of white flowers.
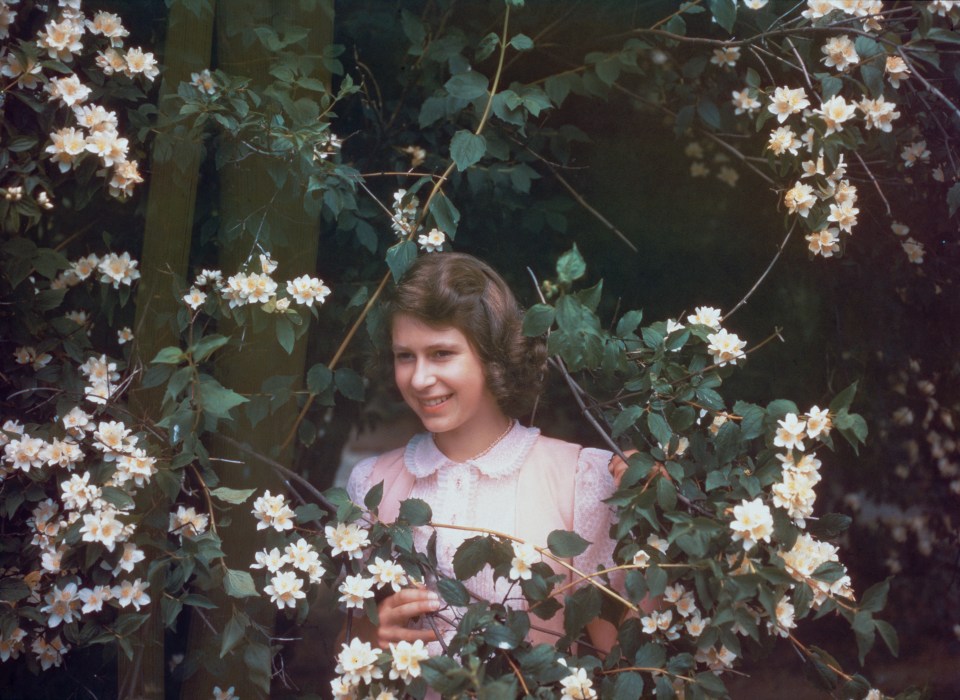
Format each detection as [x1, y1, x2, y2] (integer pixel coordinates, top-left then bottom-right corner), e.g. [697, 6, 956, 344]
[772, 453, 823, 526]
[558, 665, 597, 700]
[183, 254, 331, 314]
[390, 189, 420, 238]
[251, 510, 376, 609]
[330, 636, 429, 698]
[710, 46, 740, 69]
[508, 541, 539, 580]
[417, 228, 446, 253]
[729, 497, 774, 551]
[13, 346, 53, 371]
[640, 582, 709, 643]
[251, 489, 296, 531]
[0, 397, 167, 668]
[336, 637, 383, 687]
[78, 353, 123, 406]
[781, 533, 854, 605]
[802, 0, 886, 31]
[191, 68, 218, 96]
[49, 251, 142, 295]
[0, 5, 157, 201]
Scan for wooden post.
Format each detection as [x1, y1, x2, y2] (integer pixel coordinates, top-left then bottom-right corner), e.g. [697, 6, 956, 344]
[123, 2, 217, 699]
[179, 1, 333, 697]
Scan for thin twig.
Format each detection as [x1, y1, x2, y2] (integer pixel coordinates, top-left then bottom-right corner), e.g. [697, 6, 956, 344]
[544, 160, 638, 253]
[897, 46, 960, 123]
[502, 651, 531, 695]
[218, 434, 336, 512]
[429, 520, 637, 611]
[722, 219, 796, 323]
[852, 150, 891, 216]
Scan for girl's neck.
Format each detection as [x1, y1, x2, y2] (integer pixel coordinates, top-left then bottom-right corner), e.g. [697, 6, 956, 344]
[432, 415, 515, 463]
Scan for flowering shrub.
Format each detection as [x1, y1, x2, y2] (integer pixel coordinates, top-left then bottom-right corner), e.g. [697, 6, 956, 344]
[3, 0, 959, 697]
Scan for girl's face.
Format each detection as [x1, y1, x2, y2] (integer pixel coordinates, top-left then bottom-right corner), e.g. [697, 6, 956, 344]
[392, 313, 507, 455]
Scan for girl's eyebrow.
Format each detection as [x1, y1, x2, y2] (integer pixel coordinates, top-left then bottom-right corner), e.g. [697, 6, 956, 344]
[392, 340, 464, 352]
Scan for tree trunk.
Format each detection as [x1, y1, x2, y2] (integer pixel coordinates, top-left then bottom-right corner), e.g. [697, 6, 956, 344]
[123, 3, 217, 699]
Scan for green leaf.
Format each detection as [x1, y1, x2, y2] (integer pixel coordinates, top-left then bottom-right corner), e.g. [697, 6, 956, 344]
[563, 585, 601, 638]
[647, 413, 672, 446]
[811, 561, 846, 584]
[734, 401, 765, 440]
[152, 346, 186, 365]
[828, 381, 859, 414]
[453, 536, 493, 580]
[874, 618, 899, 657]
[429, 191, 460, 238]
[445, 71, 489, 100]
[223, 568, 259, 598]
[100, 486, 135, 511]
[656, 478, 677, 512]
[196, 380, 248, 419]
[708, 0, 737, 32]
[614, 671, 644, 697]
[364, 480, 384, 511]
[645, 564, 668, 597]
[276, 316, 295, 354]
[860, 64, 884, 98]
[820, 75, 843, 100]
[859, 579, 889, 613]
[852, 611, 875, 663]
[437, 577, 470, 606]
[616, 310, 644, 337]
[210, 487, 257, 505]
[509, 33, 534, 51]
[220, 613, 247, 658]
[0, 578, 31, 603]
[450, 130, 487, 171]
[335, 368, 365, 401]
[243, 642, 272, 693]
[190, 334, 229, 362]
[547, 529, 590, 557]
[307, 363, 333, 393]
[634, 642, 666, 669]
[398, 498, 432, 526]
[612, 405, 643, 438]
[522, 304, 555, 336]
[807, 513, 852, 539]
[386, 240, 417, 283]
[697, 99, 721, 130]
[556, 244, 586, 284]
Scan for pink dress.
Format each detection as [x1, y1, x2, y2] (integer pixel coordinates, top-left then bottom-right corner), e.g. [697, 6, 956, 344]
[346, 422, 620, 652]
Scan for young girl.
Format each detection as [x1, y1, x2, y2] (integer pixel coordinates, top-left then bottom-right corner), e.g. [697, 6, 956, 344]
[346, 252, 624, 653]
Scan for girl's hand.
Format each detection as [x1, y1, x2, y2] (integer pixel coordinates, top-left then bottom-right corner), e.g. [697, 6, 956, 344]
[369, 587, 442, 649]
[609, 450, 670, 487]
[609, 449, 639, 486]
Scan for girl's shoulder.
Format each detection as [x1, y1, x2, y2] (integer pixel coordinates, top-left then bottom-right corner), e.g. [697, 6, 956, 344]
[526, 433, 613, 473]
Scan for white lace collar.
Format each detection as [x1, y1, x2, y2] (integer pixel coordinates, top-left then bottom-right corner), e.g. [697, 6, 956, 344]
[403, 422, 540, 479]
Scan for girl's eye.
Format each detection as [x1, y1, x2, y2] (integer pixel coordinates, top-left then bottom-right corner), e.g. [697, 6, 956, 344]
[393, 352, 413, 362]
[434, 350, 454, 359]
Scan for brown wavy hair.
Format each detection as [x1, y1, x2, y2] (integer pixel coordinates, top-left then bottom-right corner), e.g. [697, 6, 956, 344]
[375, 253, 547, 418]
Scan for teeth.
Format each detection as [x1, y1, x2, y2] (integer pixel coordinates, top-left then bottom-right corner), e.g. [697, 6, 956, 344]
[423, 395, 450, 407]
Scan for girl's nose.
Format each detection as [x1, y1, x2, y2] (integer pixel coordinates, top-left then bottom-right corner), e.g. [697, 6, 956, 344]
[411, 360, 435, 389]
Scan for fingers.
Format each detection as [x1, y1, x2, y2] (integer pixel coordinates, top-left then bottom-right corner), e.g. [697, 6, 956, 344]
[373, 588, 443, 648]
[609, 449, 639, 485]
[377, 625, 438, 648]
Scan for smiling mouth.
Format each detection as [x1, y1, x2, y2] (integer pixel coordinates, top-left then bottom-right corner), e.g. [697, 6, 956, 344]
[421, 395, 452, 407]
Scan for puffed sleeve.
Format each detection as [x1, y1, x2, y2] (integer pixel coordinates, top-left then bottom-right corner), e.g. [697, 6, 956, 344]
[571, 447, 621, 585]
[346, 455, 378, 505]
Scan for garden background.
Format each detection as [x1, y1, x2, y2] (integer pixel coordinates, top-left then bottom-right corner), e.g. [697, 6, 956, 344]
[1, 0, 959, 698]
